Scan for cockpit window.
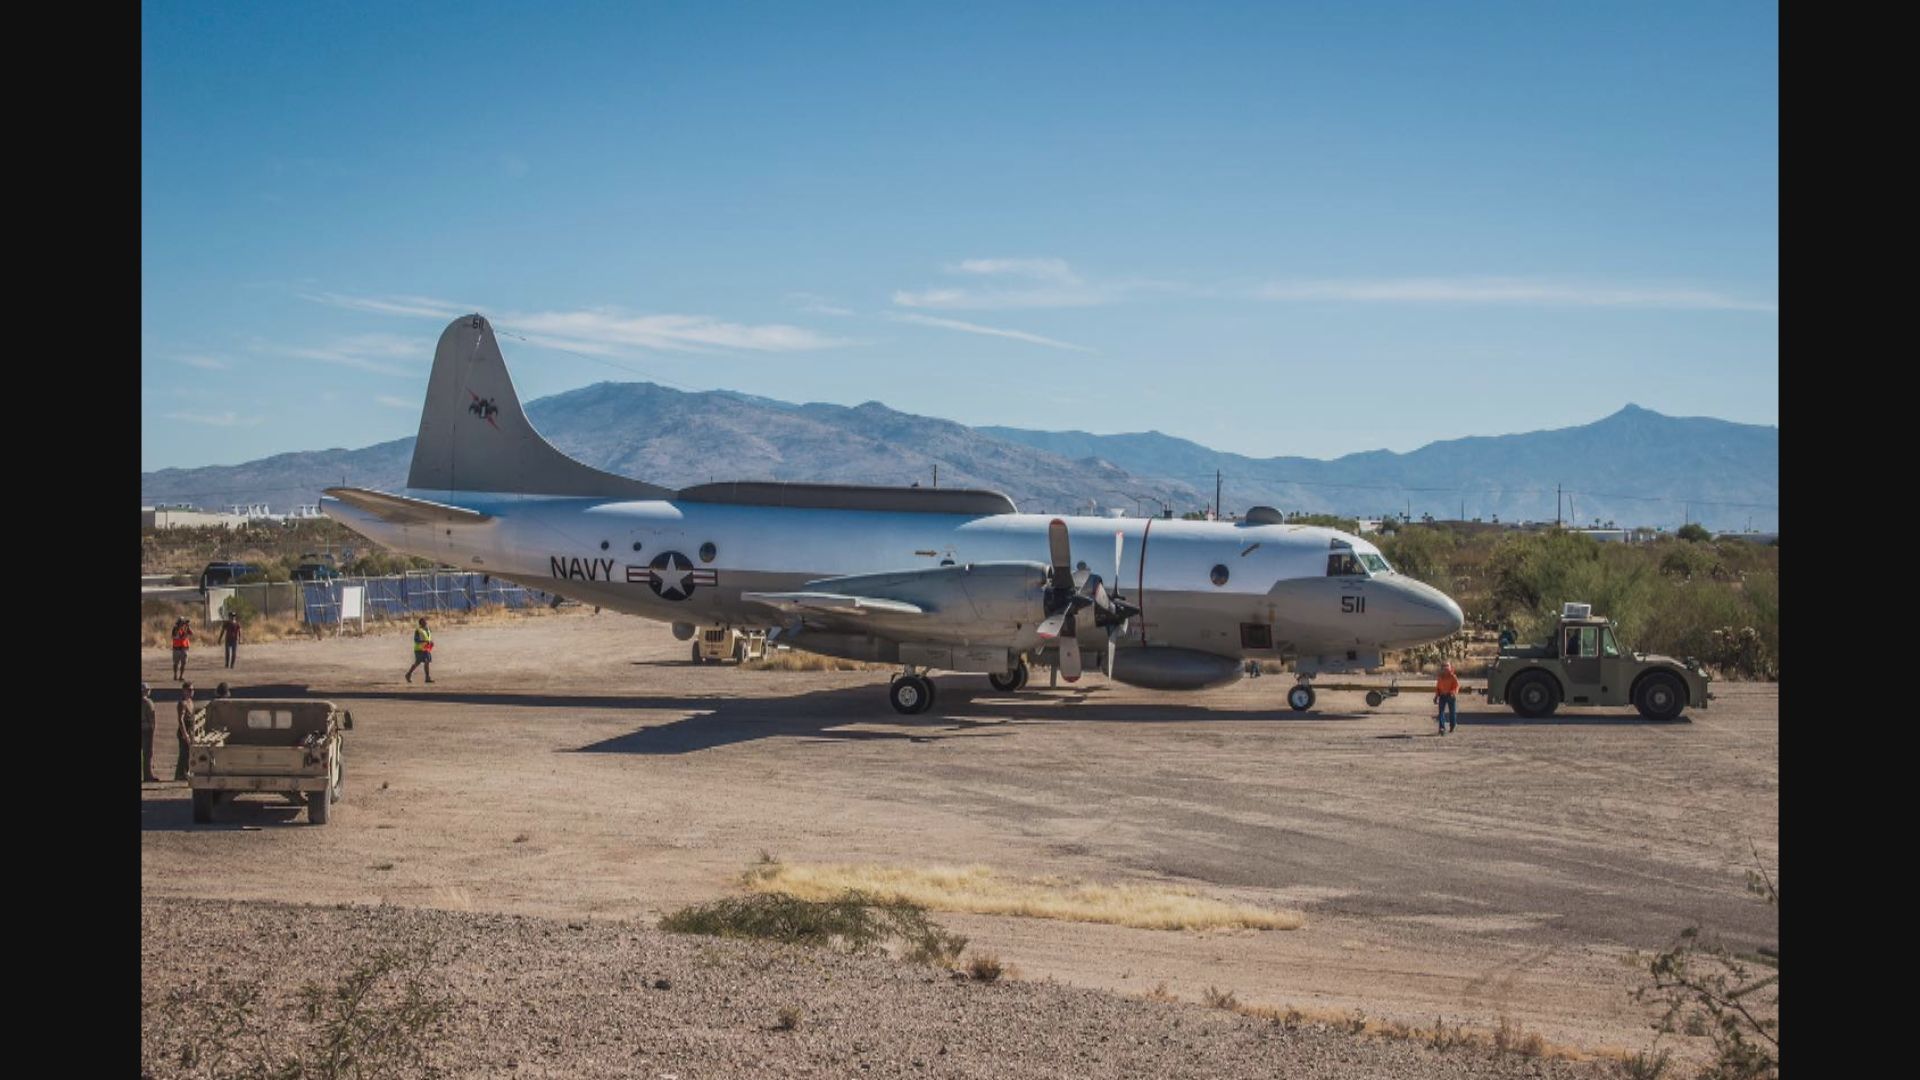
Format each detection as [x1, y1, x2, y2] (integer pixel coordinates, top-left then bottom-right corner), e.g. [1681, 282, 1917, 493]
[1326, 553, 1366, 576]
[1358, 553, 1391, 574]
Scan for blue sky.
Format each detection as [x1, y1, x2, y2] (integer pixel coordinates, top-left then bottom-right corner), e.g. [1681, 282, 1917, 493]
[142, 1, 1776, 471]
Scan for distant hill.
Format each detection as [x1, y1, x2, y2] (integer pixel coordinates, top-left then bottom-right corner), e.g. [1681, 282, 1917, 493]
[141, 388, 1776, 531]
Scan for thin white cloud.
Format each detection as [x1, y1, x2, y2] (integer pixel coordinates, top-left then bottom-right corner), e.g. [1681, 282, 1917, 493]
[298, 292, 850, 354]
[951, 257, 1080, 283]
[895, 257, 1121, 310]
[891, 313, 1096, 353]
[300, 292, 474, 319]
[374, 395, 416, 410]
[165, 411, 263, 428]
[175, 354, 228, 370]
[1254, 277, 1776, 312]
[499, 309, 851, 354]
[253, 333, 432, 377]
[787, 292, 856, 316]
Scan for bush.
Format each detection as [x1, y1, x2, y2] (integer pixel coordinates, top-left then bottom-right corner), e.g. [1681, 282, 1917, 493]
[965, 952, 1004, 983]
[1379, 526, 1457, 587]
[659, 890, 967, 966]
[1201, 986, 1238, 1010]
[1676, 523, 1712, 542]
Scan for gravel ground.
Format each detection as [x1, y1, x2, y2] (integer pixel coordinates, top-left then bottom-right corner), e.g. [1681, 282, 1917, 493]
[141, 897, 1616, 1079]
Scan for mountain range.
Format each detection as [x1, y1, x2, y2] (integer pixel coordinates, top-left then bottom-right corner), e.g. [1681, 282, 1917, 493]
[141, 384, 1778, 531]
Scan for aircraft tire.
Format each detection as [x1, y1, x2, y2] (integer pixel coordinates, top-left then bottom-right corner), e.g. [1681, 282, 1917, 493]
[192, 790, 214, 824]
[890, 675, 933, 715]
[1509, 672, 1560, 718]
[1365, 690, 1385, 708]
[1012, 663, 1029, 691]
[988, 666, 1024, 693]
[1633, 672, 1686, 722]
[1287, 685, 1316, 712]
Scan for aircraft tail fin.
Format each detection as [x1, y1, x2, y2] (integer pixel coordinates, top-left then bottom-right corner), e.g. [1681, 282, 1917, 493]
[408, 314, 672, 498]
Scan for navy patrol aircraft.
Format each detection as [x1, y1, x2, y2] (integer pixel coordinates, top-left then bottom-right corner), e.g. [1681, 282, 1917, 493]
[323, 315, 1464, 714]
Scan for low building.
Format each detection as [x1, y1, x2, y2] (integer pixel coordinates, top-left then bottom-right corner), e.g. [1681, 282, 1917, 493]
[141, 506, 247, 530]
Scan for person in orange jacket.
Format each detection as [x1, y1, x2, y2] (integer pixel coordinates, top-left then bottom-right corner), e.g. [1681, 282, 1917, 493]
[170, 618, 193, 680]
[1434, 662, 1460, 735]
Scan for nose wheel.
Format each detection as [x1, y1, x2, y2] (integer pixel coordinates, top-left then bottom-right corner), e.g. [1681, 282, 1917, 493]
[890, 672, 937, 715]
[1286, 684, 1317, 712]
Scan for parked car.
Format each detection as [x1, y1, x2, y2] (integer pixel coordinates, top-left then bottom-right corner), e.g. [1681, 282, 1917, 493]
[198, 561, 260, 591]
[290, 563, 341, 582]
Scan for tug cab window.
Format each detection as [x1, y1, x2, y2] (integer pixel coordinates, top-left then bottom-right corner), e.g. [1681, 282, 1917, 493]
[1565, 626, 1599, 659]
[1601, 626, 1621, 657]
[1326, 552, 1366, 576]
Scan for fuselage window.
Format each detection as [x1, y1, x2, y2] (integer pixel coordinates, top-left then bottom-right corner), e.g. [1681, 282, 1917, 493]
[1210, 564, 1229, 586]
[699, 542, 717, 563]
[1327, 553, 1366, 576]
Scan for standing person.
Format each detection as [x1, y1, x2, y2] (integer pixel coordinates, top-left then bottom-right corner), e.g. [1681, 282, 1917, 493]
[174, 682, 197, 781]
[217, 610, 241, 669]
[405, 617, 434, 683]
[170, 618, 193, 680]
[140, 683, 158, 783]
[1434, 662, 1460, 735]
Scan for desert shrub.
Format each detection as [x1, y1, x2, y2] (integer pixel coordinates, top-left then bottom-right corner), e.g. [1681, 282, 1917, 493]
[1379, 526, 1457, 587]
[660, 890, 966, 966]
[221, 592, 260, 622]
[965, 952, 1004, 983]
[773, 1006, 802, 1031]
[1632, 856, 1778, 1079]
[1201, 986, 1238, 1010]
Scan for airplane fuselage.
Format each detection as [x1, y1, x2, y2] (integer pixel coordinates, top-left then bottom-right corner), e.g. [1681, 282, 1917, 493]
[327, 491, 1464, 666]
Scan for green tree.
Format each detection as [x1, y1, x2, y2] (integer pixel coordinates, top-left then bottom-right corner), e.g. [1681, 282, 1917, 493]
[1677, 522, 1712, 543]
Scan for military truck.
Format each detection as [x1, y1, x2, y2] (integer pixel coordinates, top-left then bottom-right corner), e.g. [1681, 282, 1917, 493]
[1486, 603, 1711, 721]
[187, 699, 352, 825]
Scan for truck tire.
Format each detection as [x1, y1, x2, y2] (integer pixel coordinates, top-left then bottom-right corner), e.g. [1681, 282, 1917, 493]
[308, 789, 331, 825]
[192, 790, 214, 824]
[734, 640, 747, 663]
[1633, 672, 1686, 722]
[690, 642, 705, 664]
[1509, 672, 1559, 718]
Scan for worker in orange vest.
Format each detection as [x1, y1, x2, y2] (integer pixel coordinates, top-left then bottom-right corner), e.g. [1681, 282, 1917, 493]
[1434, 662, 1460, 735]
[170, 617, 193, 680]
[405, 617, 434, 684]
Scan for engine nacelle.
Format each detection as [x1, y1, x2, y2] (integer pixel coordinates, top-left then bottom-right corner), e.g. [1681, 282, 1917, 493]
[1109, 647, 1244, 691]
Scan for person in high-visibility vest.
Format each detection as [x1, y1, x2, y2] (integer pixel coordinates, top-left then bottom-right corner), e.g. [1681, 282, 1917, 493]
[170, 618, 193, 680]
[405, 617, 434, 683]
[1434, 662, 1460, 735]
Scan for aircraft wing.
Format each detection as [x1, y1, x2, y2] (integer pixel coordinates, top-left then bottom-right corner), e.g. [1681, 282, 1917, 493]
[740, 592, 925, 617]
[322, 487, 493, 526]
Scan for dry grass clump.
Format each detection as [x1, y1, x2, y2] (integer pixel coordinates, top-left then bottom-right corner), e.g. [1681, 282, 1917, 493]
[744, 862, 1304, 932]
[744, 649, 890, 673]
[658, 890, 967, 967]
[1200, 998, 1597, 1062]
[1202, 986, 1239, 1009]
[965, 953, 1004, 983]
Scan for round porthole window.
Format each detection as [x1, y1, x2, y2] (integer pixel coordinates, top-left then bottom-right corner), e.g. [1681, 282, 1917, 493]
[1210, 564, 1229, 586]
[699, 542, 717, 563]
[600, 540, 610, 551]
[632, 541, 643, 552]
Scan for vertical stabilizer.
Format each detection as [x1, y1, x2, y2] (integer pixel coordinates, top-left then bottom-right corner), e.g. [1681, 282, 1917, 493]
[407, 315, 673, 498]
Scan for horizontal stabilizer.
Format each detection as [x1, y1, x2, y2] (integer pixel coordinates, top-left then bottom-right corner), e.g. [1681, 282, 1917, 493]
[741, 592, 925, 617]
[322, 487, 493, 526]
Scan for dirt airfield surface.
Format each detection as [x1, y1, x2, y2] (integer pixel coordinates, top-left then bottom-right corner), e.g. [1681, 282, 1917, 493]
[142, 611, 1777, 1072]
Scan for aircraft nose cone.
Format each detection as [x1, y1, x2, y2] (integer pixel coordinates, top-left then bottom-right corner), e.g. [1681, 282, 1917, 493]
[1393, 579, 1464, 638]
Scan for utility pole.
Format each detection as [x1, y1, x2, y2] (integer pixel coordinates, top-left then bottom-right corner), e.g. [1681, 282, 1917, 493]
[1556, 484, 1562, 526]
[932, 464, 938, 489]
[1214, 470, 1222, 521]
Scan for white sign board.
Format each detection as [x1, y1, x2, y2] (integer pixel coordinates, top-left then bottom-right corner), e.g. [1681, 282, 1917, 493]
[206, 587, 234, 627]
[340, 585, 365, 620]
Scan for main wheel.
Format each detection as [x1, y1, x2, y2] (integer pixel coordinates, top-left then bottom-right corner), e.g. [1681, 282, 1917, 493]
[1364, 690, 1385, 708]
[987, 663, 1026, 692]
[889, 675, 933, 715]
[1633, 672, 1686, 721]
[308, 789, 331, 825]
[192, 790, 214, 824]
[1509, 672, 1560, 718]
[1287, 685, 1316, 712]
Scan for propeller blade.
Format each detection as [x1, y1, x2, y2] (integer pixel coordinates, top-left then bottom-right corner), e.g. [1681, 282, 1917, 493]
[1036, 613, 1066, 640]
[1048, 518, 1071, 577]
[1059, 629, 1082, 681]
[1114, 530, 1124, 581]
[1105, 640, 1116, 678]
[1090, 578, 1113, 613]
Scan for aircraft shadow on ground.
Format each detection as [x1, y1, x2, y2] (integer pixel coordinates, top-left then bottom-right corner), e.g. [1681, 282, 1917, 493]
[190, 681, 1685, 757]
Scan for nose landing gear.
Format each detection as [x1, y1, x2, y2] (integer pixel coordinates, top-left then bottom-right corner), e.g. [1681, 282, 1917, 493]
[1286, 682, 1317, 712]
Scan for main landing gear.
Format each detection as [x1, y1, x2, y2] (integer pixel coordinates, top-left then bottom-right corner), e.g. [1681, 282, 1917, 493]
[889, 670, 938, 715]
[1286, 682, 1317, 712]
[986, 659, 1030, 693]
